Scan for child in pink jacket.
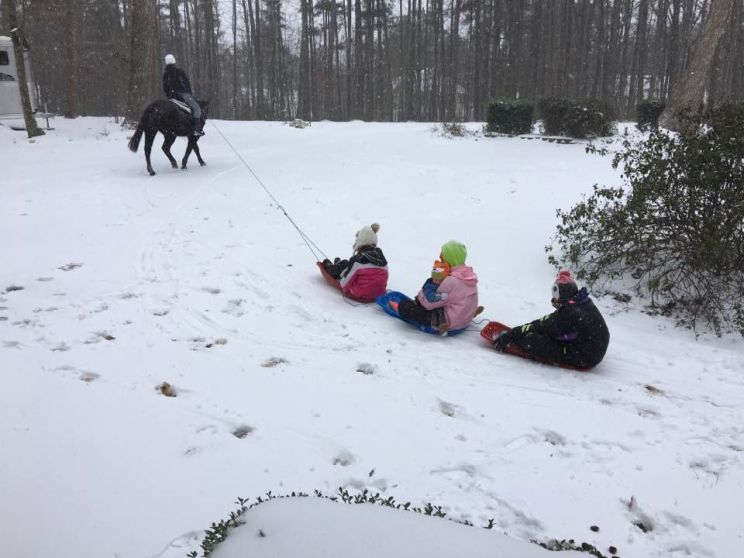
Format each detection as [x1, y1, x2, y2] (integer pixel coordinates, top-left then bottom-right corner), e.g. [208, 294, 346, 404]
[397, 240, 479, 333]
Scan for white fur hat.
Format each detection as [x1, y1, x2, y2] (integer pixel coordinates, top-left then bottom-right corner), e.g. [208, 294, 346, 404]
[353, 223, 380, 251]
[165, 54, 176, 65]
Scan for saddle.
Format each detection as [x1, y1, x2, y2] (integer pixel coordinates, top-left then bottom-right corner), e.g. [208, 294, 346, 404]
[169, 98, 192, 115]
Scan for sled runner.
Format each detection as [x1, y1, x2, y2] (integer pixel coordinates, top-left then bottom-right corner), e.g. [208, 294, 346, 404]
[375, 291, 467, 336]
[480, 321, 591, 371]
[316, 262, 379, 303]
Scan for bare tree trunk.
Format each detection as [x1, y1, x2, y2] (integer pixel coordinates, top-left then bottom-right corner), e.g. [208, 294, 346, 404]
[233, 0, 238, 118]
[249, 0, 264, 118]
[661, 0, 735, 130]
[125, 0, 157, 126]
[241, 0, 256, 116]
[2, 0, 44, 137]
[298, 0, 311, 119]
[63, 0, 80, 118]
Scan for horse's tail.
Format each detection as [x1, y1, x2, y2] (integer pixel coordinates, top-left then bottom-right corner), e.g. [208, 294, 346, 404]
[128, 121, 144, 153]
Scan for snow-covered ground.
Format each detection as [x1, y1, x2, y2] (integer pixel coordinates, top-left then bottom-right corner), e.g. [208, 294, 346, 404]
[0, 118, 742, 558]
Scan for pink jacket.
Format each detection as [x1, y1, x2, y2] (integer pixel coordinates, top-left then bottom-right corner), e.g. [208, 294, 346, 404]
[339, 263, 388, 301]
[417, 265, 479, 330]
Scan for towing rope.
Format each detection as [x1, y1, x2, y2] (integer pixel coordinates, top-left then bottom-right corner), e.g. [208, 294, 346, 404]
[210, 120, 328, 261]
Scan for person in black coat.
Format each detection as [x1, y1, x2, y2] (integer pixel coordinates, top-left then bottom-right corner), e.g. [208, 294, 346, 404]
[163, 54, 204, 136]
[492, 270, 610, 369]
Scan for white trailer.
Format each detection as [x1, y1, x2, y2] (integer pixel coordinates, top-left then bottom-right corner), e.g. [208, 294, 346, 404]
[0, 35, 38, 119]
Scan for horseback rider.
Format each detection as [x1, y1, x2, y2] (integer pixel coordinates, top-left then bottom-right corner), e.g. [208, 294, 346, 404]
[163, 54, 204, 137]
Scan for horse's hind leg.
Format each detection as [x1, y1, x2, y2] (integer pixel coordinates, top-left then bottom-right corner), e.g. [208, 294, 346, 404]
[162, 134, 178, 169]
[182, 136, 195, 170]
[144, 131, 157, 176]
[193, 140, 206, 167]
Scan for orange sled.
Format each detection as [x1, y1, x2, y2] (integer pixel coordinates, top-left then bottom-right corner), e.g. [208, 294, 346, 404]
[480, 321, 592, 372]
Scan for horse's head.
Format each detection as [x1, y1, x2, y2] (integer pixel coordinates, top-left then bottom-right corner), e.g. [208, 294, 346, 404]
[198, 100, 210, 120]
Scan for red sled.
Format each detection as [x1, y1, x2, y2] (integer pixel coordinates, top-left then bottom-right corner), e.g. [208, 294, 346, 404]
[317, 261, 381, 303]
[480, 321, 591, 372]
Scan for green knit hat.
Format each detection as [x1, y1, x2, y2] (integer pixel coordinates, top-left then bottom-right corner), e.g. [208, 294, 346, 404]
[441, 240, 467, 267]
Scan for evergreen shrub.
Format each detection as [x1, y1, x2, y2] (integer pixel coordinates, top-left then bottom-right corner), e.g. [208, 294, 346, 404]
[538, 98, 614, 138]
[636, 100, 666, 131]
[548, 104, 744, 336]
[565, 99, 615, 138]
[537, 97, 571, 136]
[485, 98, 534, 135]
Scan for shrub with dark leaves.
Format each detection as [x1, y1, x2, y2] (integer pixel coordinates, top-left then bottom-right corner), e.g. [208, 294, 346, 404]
[564, 99, 615, 138]
[636, 100, 666, 131]
[548, 104, 744, 336]
[485, 98, 534, 135]
[537, 97, 572, 136]
[538, 98, 614, 138]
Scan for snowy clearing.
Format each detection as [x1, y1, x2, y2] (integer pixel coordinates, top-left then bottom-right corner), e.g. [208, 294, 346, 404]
[0, 118, 742, 558]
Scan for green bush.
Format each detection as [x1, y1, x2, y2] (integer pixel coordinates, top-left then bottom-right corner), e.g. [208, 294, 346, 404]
[565, 99, 615, 138]
[537, 97, 572, 136]
[548, 104, 744, 336]
[485, 98, 534, 135]
[538, 98, 614, 138]
[636, 100, 666, 131]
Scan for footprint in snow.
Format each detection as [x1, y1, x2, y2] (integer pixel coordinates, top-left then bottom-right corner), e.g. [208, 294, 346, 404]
[3, 340, 23, 349]
[58, 262, 83, 272]
[542, 430, 567, 446]
[79, 371, 100, 383]
[223, 298, 246, 317]
[636, 406, 661, 418]
[438, 399, 459, 418]
[622, 496, 655, 534]
[84, 331, 116, 344]
[262, 357, 288, 368]
[332, 450, 356, 467]
[201, 286, 222, 295]
[356, 363, 376, 375]
[233, 425, 255, 439]
[5, 285, 24, 293]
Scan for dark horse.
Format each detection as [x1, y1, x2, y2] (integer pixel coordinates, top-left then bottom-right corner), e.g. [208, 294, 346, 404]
[128, 99, 209, 176]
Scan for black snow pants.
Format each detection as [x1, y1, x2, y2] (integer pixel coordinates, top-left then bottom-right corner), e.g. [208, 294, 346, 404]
[511, 333, 595, 369]
[398, 299, 446, 328]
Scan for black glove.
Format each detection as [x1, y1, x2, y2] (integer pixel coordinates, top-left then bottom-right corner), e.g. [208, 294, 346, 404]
[493, 331, 512, 352]
[334, 257, 341, 264]
[322, 259, 332, 268]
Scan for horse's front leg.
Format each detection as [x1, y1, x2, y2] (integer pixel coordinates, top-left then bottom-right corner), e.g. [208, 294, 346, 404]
[162, 134, 178, 169]
[193, 140, 206, 166]
[145, 131, 157, 176]
[182, 136, 195, 170]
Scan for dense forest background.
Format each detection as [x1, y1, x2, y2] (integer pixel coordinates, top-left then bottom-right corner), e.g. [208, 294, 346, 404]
[2, 0, 743, 122]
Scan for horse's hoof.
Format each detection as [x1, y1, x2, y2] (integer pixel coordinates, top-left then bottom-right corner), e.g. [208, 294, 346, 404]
[199, 161, 207, 167]
[181, 165, 187, 170]
[171, 163, 178, 169]
[148, 170, 156, 176]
